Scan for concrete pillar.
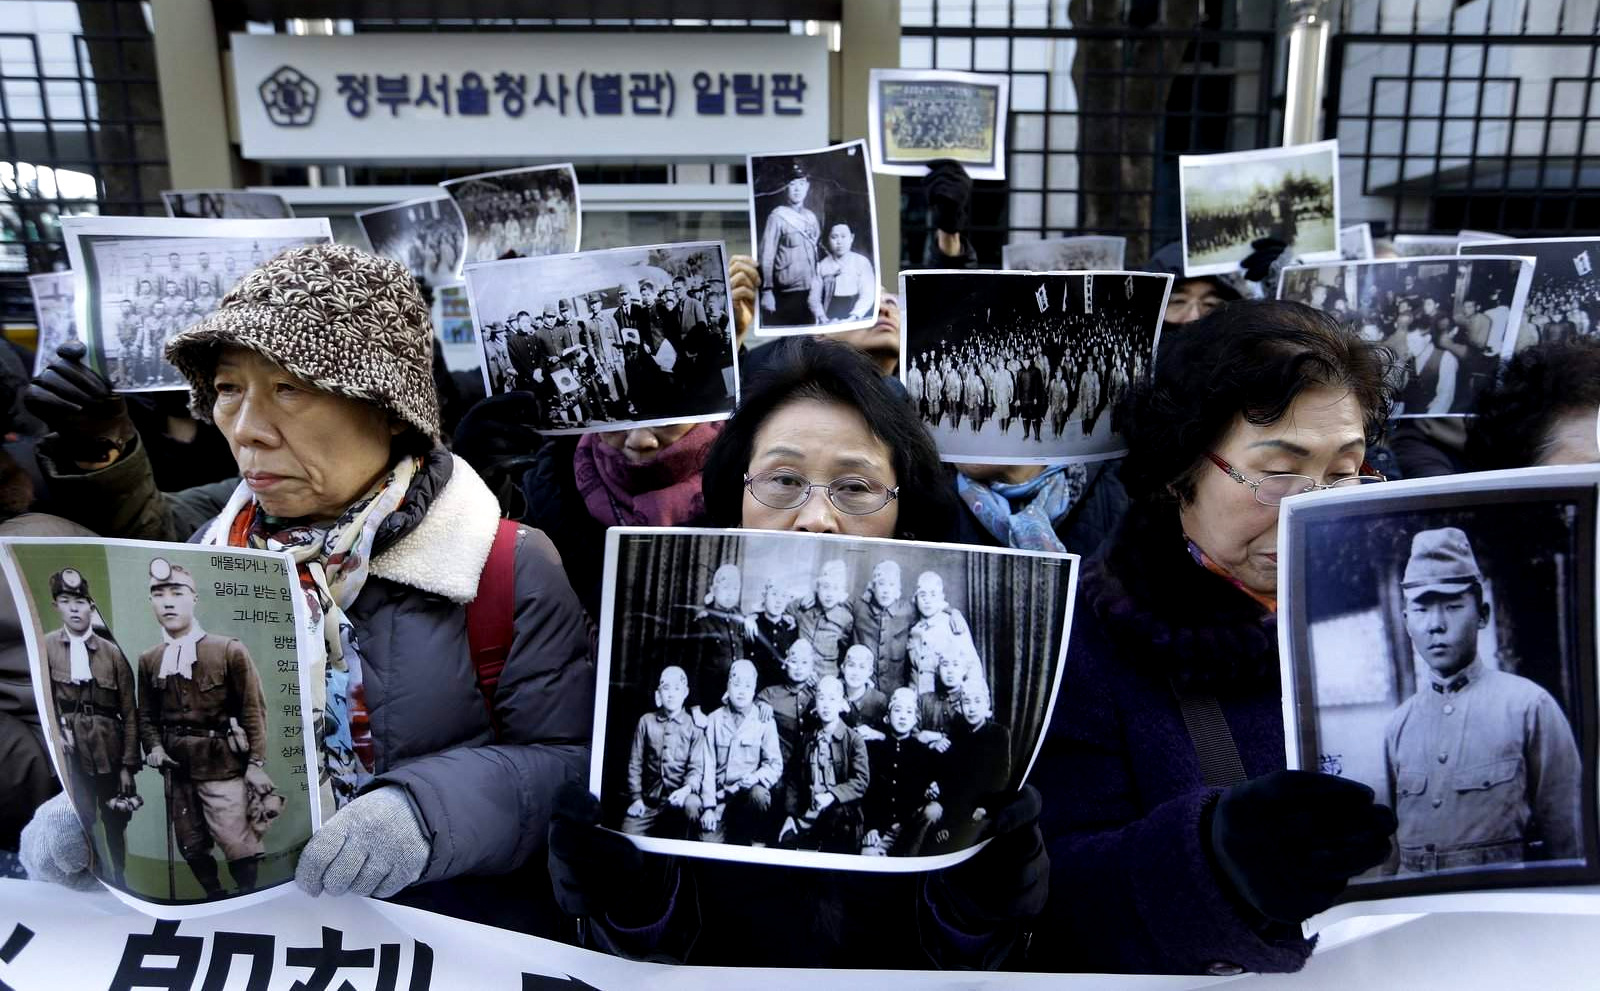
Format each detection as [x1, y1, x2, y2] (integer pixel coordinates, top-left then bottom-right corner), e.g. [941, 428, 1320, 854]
[150, 0, 239, 188]
[839, 0, 901, 284]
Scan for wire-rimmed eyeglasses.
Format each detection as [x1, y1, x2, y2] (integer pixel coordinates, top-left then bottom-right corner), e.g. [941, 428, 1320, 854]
[744, 468, 899, 516]
[1206, 453, 1385, 506]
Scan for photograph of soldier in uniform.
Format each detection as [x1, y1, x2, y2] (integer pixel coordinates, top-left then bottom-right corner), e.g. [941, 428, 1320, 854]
[464, 241, 738, 434]
[748, 141, 880, 336]
[868, 69, 1009, 180]
[1002, 236, 1127, 273]
[2, 538, 317, 909]
[899, 270, 1172, 464]
[60, 216, 333, 393]
[162, 190, 294, 221]
[441, 163, 580, 264]
[1279, 255, 1535, 418]
[28, 272, 78, 375]
[1178, 139, 1341, 276]
[591, 527, 1076, 870]
[356, 194, 467, 289]
[1279, 468, 1600, 907]
[1461, 237, 1600, 346]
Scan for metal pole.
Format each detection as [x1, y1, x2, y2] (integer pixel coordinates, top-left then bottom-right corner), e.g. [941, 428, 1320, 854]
[1283, 0, 1334, 146]
[288, 19, 347, 188]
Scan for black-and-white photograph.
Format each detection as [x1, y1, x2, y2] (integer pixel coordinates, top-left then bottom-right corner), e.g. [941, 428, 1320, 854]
[441, 163, 580, 265]
[868, 69, 1009, 181]
[465, 241, 737, 435]
[1341, 223, 1375, 261]
[1002, 236, 1127, 273]
[1178, 139, 1341, 276]
[1279, 468, 1600, 907]
[1461, 237, 1600, 345]
[355, 194, 466, 290]
[899, 270, 1172, 465]
[60, 217, 333, 392]
[28, 271, 77, 374]
[748, 140, 880, 336]
[1279, 255, 1535, 418]
[590, 527, 1076, 871]
[1392, 234, 1463, 258]
[162, 190, 294, 220]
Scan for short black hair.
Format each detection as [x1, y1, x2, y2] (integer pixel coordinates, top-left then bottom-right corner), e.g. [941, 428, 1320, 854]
[1121, 300, 1394, 505]
[1466, 338, 1600, 469]
[702, 336, 956, 540]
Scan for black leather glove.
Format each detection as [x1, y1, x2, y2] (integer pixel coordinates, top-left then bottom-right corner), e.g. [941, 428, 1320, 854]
[547, 782, 672, 927]
[929, 784, 1048, 931]
[1206, 769, 1396, 925]
[925, 160, 974, 236]
[1239, 237, 1288, 283]
[25, 341, 136, 466]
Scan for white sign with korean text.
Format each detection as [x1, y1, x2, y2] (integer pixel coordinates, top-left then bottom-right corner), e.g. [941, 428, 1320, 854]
[232, 32, 829, 163]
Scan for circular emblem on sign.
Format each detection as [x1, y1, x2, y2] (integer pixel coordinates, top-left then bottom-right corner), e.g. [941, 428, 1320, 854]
[259, 64, 319, 128]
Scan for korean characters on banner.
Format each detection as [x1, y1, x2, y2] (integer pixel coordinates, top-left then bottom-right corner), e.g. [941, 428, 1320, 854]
[1276, 467, 1600, 927]
[867, 69, 1009, 181]
[0, 538, 318, 915]
[747, 141, 881, 337]
[1177, 139, 1341, 277]
[441, 164, 581, 265]
[59, 217, 334, 393]
[590, 527, 1075, 872]
[898, 270, 1173, 465]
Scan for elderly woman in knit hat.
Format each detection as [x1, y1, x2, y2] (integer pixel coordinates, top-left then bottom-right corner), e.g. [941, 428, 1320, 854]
[21, 244, 595, 916]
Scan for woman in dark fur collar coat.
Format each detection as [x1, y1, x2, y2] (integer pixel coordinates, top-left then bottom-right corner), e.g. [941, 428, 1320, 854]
[1032, 301, 1399, 975]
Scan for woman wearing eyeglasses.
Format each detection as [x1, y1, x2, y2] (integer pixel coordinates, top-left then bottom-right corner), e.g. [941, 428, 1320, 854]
[1030, 300, 1399, 975]
[546, 337, 1047, 969]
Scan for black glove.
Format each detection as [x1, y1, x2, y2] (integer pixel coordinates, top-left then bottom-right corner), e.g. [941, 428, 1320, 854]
[1206, 769, 1396, 925]
[925, 160, 974, 237]
[547, 782, 672, 927]
[929, 784, 1048, 931]
[1239, 237, 1288, 283]
[25, 341, 136, 466]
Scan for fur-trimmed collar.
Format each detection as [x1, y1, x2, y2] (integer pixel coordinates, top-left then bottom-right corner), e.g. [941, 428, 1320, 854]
[1084, 500, 1279, 692]
[371, 453, 502, 604]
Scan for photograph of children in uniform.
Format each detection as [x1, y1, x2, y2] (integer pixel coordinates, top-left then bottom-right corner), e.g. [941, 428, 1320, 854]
[868, 69, 1009, 180]
[441, 163, 580, 265]
[356, 194, 466, 290]
[1, 538, 316, 911]
[28, 271, 77, 375]
[747, 141, 880, 336]
[464, 241, 737, 434]
[1279, 255, 1535, 418]
[899, 270, 1172, 465]
[1178, 139, 1341, 276]
[1460, 237, 1600, 345]
[60, 217, 333, 393]
[1002, 236, 1126, 273]
[1279, 470, 1599, 905]
[591, 527, 1075, 870]
[162, 190, 294, 221]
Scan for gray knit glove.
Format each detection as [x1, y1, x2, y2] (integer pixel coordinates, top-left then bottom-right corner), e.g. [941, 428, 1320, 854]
[295, 787, 430, 898]
[19, 793, 100, 891]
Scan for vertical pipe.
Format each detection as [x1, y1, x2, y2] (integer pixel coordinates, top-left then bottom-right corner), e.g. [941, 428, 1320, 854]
[1282, 0, 1332, 146]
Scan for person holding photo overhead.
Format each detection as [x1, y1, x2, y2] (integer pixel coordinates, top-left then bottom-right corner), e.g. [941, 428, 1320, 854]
[759, 162, 822, 328]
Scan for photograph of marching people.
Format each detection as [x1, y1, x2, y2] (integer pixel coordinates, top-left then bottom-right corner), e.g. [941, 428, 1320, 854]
[868, 69, 1009, 180]
[28, 272, 77, 374]
[60, 216, 333, 392]
[1341, 223, 1375, 261]
[1460, 237, 1600, 345]
[590, 527, 1075, 870]
[441, 163, 580, 264]
[1001, 235, 1127, 273]
[1278, 469, 1600, 908]
[1178, 139, 1341, 276]
[465, 241, 737, 434]
[899, 270, 1173, 465]
[0, 538, 316, 912]
[355, 194, 466, 290]
[161, 190, 293, 221]
[1279, 255, 1535, 417]
[748, 141, 881, 336]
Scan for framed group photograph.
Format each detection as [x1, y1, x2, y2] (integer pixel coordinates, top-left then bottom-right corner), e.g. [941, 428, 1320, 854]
[1001, 236, 1127, 273]
[161, 190, 293, 221]
[1178, 139, 1341, 276]
[356, 193, 467, 290]
[442, 163, 580, 265]
[27, 272, 77, 374]
[867, 68, 1009, 181]
[590, 527, 1076, 872]
[899, 269, 1172, 465]
[1278, 468, 1600, 921]
[1460, 236, 1600, 344]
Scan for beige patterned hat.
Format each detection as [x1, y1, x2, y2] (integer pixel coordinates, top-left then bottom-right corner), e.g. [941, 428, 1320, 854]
[166, 243, 440, 440]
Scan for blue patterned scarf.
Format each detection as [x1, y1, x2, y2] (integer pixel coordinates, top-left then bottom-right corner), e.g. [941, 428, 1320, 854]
[956, 464, 1088, 553]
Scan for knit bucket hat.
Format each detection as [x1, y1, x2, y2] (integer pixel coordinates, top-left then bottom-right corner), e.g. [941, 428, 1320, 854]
[165, 243, 440, 441]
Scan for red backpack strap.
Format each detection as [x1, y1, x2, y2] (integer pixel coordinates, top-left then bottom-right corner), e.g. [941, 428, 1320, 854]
[467, 518, 521, 739]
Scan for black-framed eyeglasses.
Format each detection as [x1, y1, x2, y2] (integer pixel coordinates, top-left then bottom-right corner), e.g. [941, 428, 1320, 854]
[744, 468, 899, 516]
[1206, 453, 1386, 507]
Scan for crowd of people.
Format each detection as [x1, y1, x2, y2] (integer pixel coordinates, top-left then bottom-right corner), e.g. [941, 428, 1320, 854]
[452, 173, 577, 262]
[1184, 172, 1334, 261]
[364, 209, 463, 287]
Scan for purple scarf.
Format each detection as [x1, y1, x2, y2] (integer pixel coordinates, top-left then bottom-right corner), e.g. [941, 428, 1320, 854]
[573, 422, 721, 527]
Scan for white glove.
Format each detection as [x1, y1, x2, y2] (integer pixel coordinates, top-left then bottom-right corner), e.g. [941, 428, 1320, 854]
[19, 793, 100, 891]
[295, 787, 430, 898]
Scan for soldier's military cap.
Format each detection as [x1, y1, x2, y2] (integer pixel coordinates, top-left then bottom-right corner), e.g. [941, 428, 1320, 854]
[49, 568, 91, 601]
[1402, 527, 1484, 601]
[149, 557, 197, 592]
